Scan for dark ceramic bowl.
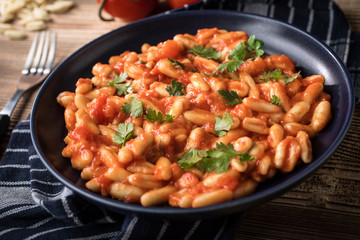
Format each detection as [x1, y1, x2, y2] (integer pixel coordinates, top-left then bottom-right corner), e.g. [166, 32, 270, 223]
[30, 10, 354, 220]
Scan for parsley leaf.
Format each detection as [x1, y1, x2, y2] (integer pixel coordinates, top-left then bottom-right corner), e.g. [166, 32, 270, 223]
[227, 42, 247, 61]
[214, 35, 264, 73]
[259, 70, 282, 82]
[166, 80, 185, 96]
[214, 43, 246, 73]
[178, 149, 207, 170]
[107, 72, 127, 85]
[283, 71, 301, 84]
[245, 35, 264, 59]
[270, 95, 280, 105]
[218, 89, 242, 106]
[114, 122, 135, 146]
[215, 60, 242, 73]
[178, 142, 255, 173]
[188, 45, 221, 60]
[121, 97, 143, 117]
[199, 142, 254, 173]
[259, 70, 301, 84]
[116, 83, 132, 96]
[168, 58, 185, 69]
[144, 108, 174, 123]
[107, 73, 133, 96]
[239, 151, 255, 162]
[215, 113, 233, 137]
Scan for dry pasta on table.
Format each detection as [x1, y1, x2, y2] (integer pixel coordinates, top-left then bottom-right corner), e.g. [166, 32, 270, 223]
[57, 28, 332, 208]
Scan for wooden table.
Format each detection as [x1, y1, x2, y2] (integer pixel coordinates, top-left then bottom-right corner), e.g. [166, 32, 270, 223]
[0, 1, 359, 239]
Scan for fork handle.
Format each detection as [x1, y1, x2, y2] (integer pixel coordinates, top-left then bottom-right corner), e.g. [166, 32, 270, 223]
[0, 114, 10, 139]
[0, 89, 26, 139]
[1, 89, 25, 117]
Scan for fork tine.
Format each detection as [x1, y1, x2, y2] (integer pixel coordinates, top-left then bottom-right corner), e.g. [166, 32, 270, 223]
[22, 32, 40, 75]
[37, 31, 50, 75]
[43, 32, 57, 75]
[30, 31, 46, 74]
[0, 31, 56, 123]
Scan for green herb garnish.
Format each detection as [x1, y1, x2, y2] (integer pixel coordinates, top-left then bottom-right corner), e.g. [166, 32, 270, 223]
[259, 70, 301, 84]
[178, 142, 255, 173]
[166, 80, 185, 96]
[188, 45, 221, 60]
[218, 89, 242, 106]
[259, 70, 282, 82]
[283, 71, 301, 84]
[177, 149, 208, 170]
[270, 95, 280, 105]
[214, 35, 264, 73]
[121, 97, 143, 118]
[215, 113, 233, 137]
[144, 108, 174, 123]
[107, 72, 133, 96]
[114, 122, 135, 146]
[168, 58, 185, 69]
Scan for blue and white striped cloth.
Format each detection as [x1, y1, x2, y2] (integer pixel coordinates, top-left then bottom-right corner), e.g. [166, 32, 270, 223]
[0, 120, 244, 239]
[1, 0, 359, 239]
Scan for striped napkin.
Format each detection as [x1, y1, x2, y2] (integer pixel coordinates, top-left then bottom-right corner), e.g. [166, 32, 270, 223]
[0, 119, 244, 239]
[0, 0, 358, 239]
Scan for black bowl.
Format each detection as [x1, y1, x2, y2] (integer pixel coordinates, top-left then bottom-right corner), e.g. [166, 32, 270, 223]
[30, 10, 354, 220]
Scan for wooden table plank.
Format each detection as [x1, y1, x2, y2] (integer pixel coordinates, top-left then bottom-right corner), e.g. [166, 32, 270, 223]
[236, 104, 360, 239]
[334, 0, 360, 32]
[237, 202, 360, 240]
[0, 1, 359, 239]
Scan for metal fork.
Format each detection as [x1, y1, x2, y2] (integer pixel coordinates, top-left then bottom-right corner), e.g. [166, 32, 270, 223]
[0, 31, 57, 138]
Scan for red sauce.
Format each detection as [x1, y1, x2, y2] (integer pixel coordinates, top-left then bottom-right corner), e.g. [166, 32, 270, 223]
[156, 40, 180, 60]
[70, 125, 94, 142]
[88, 93, 109, 124]
[217, 174, 239, 191]
[96, 175, 112, 196]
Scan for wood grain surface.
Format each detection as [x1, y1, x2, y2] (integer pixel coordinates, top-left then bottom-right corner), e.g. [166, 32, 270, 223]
[0, 1, 359, 239]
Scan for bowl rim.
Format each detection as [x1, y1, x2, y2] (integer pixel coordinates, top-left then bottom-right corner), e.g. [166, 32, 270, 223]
[30, 9, 355, 218]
